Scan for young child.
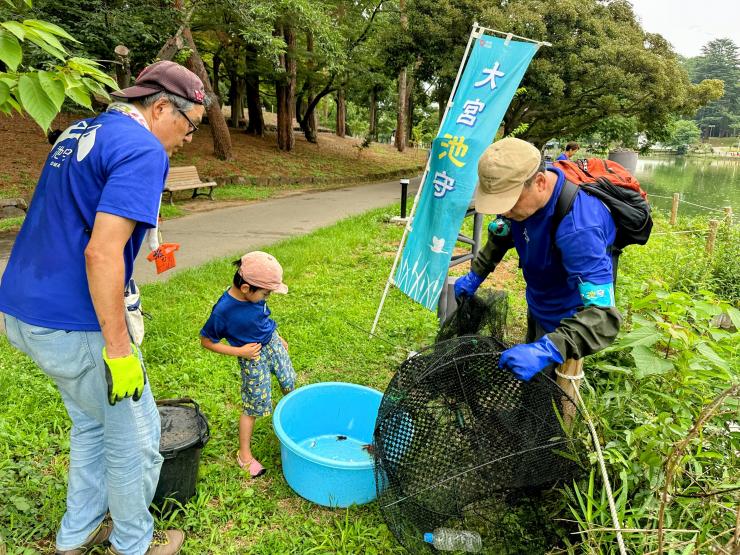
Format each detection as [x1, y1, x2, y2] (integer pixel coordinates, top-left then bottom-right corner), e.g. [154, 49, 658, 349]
[200, 251, 296, 478]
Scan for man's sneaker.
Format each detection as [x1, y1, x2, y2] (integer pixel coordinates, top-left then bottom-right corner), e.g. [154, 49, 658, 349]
[106, 530, 185, 555]
[55, 517, 113, 554]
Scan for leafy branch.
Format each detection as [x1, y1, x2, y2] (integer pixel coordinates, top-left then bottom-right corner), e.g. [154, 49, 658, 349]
[0, 5, 117, 130]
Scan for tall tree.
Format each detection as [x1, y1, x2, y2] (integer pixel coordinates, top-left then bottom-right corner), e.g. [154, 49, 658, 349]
[182, 27, 234, 159]
[368, 85, 379, 140]
[296, 30, 318, 142]
[157, 2, 233, 160]
[394, 0, 408, 151]
[244, 45, 264, 136]
[335, 88, 346, 137]
[492, 0, 723, 146]
[275, 22, 296, 151]
[292, 0, 380, 144]
[402, 0, 722, 147]
[691, 38, 739, 137]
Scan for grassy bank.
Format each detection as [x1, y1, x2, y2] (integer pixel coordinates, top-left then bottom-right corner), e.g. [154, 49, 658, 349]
[0, 208, 737, 553]
[0, 113, 426, 230]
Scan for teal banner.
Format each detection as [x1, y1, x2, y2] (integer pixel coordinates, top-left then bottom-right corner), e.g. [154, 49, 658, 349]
[394, 34, 539, 309]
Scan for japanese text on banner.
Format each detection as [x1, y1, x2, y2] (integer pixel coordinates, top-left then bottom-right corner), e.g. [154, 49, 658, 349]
[394, 34, 539, 310]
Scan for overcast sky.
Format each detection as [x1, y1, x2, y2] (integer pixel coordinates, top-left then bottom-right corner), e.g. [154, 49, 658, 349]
[629, 0, 740, 58]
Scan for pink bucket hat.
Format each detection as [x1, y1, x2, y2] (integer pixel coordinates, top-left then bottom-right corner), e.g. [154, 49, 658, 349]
[239, 251, 288, 294]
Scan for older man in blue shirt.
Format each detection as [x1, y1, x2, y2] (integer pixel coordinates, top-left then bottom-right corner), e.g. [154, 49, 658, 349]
[455, 138, 621, 383]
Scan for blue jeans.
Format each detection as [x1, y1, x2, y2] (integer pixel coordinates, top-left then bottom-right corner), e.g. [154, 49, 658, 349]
[4, 315, 162, 554]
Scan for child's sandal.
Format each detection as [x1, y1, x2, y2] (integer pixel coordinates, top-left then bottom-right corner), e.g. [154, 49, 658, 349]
[237, 452, 266, 478]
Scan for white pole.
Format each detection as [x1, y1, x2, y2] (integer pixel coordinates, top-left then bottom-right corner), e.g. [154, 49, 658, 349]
[370, 22, 481, 336]
[474, 25, 552, 47]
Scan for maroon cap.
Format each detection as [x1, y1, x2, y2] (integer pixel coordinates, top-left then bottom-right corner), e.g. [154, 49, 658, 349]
[111, 61, 206, 104]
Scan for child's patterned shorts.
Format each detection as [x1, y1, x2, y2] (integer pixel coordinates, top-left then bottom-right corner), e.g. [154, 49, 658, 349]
[238, 331, 296, 416]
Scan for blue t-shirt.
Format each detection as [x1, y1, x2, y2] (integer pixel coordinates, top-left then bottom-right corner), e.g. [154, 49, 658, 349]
[556, 153, 568, 161]
[512, 168, 616, 332]
[0, 111, 168, 330]
[200, 290, 277, 346]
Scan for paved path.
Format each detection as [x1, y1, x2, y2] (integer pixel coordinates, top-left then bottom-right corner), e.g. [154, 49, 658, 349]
[0, 176, 421, 286]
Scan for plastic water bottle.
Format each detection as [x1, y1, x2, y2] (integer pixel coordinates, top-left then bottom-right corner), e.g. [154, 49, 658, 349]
[423, 528, 482, 552]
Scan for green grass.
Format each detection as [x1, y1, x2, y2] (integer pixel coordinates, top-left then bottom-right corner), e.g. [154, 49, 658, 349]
[2, 204, 736, 554]
[0, 207, 439, 554]
[0, 216, 24, 233]
[707, 136, 739, 148]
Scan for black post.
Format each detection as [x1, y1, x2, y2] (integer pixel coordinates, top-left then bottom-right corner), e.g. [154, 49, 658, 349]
[400, 178, 409, 218]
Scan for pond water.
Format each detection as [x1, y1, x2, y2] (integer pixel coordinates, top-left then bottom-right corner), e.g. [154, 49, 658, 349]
[634, 156, 739, 218]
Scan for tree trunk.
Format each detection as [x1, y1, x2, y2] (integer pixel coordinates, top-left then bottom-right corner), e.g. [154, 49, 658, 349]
[298, 78, 336, 142]
[245, 46, 264, 136]
[181, 29, 233, 160]
[297, 30, 318, 143]
[158, 15, 233, 160]
[335, 88, 346, 138]
[113, 45, 131, 88]
[406, 72, 414, 146]
[437, 85, 449, 127]
[157, 34, 184, 62]
[295, 87, 305, 126]
[296, 83, 317, 144]
[245, 77, 264, 136]
[231, 78, 245, 128]
[212, 52, 221, 103]
[395, 0, 408, 152]
[275, 24, 296, 151]
[227, 68, 237, 125]
[395, 68, 407, 151]
[368, 86, 378, 141]
[307, 91, 317, 140]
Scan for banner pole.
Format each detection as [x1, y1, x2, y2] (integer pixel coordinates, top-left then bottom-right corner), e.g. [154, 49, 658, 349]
[474, 25, 551, 47]
[370, 22, 481, 337]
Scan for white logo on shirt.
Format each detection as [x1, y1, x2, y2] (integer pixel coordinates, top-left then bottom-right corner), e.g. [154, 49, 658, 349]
[49, 121, 102, 166]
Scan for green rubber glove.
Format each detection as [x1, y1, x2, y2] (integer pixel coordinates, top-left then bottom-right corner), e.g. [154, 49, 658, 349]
[103, 345, 147, 406]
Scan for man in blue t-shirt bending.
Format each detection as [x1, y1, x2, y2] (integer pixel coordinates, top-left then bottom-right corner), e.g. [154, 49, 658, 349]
[0, 61, 207, 555]
[455, 138, 621, 388]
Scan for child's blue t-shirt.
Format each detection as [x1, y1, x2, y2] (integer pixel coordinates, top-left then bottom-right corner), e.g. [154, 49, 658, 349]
[200, 290, 277, 346]
[0, 111, 168, 331]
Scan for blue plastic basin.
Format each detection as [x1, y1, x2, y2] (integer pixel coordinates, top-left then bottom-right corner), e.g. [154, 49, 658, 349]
[273, 382, 382, 507]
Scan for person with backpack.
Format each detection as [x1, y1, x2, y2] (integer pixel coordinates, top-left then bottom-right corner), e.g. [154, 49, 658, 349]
[454, 138, 651, 383]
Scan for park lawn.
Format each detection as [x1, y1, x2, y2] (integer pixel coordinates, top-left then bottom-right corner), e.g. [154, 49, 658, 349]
[2, 201, 735, 553]
[0, 206, 462, 554]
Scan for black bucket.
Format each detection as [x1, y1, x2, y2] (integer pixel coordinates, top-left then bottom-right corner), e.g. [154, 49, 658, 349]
[153, 398, 210, 507]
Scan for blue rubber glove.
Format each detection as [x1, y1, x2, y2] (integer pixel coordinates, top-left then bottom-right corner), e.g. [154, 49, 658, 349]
[499, 336, 565, 381]
[454, 271, 484, 299]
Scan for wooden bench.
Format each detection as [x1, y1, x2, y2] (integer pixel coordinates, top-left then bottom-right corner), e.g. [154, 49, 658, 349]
[163, 166, 218, 205]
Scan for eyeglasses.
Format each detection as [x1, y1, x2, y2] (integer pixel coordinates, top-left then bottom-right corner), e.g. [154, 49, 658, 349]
[177, 109, 199, 136]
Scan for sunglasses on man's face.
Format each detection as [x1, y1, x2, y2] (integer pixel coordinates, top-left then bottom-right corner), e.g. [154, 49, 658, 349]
[177, 109, 199, 136]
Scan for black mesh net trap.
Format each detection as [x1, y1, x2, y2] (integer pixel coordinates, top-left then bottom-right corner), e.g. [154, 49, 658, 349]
[436, 291, 511, 345]
[374, 295, 589, 553]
